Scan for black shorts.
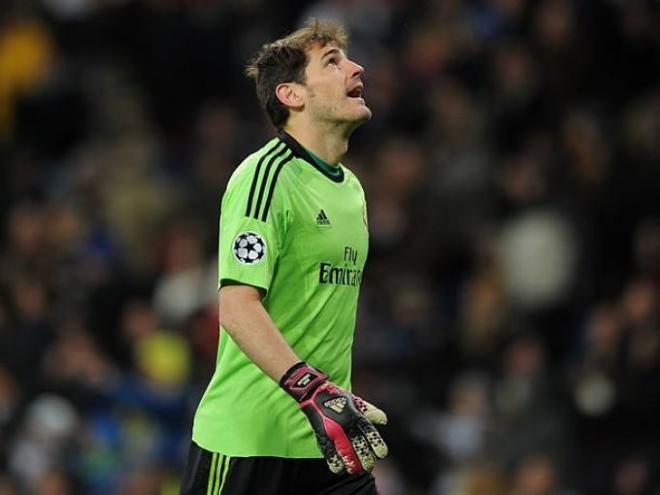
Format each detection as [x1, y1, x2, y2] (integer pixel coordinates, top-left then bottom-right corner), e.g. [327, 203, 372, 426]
[180, 441, 378, 495]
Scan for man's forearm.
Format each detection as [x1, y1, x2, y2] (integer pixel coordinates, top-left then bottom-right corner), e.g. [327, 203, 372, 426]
[219, 284, 300, 381]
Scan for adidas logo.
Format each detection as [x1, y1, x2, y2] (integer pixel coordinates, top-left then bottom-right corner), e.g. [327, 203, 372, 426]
[316, 209, 331, 226]
[324, 397, 347, 414]
[296, 373, 313, 387]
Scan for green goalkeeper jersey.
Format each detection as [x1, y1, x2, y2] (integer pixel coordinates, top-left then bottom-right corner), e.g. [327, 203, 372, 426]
[192, 132, 369, 458]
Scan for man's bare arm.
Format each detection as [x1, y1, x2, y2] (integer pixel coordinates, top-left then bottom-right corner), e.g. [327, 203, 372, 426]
[219, 284, 300, 381]
[219, 283, 388, 474]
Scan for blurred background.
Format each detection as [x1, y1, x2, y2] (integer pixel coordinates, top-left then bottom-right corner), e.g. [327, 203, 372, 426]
[1, 0, 660, 493]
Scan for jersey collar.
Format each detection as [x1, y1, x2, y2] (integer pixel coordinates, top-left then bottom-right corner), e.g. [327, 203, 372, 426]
[278, 131, 345, 183]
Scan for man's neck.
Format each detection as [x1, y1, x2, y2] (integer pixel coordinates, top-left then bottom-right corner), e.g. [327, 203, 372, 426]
[282, 123, 350, 166]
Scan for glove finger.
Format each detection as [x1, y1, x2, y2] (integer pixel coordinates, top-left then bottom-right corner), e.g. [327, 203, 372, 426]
[326, 452, 345, 474]
[351, 434, 376, 472]
[313, 433, 345, 474]
[358, 418, 389, 460]
[322, 424, 362, 475]
[338, 446, 362, 475]
[351, 395, 388, 425]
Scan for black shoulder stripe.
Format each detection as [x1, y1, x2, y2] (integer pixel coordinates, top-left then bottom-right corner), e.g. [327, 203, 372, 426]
[261, 151, 294, 222]
[245, 140, 284, 217]
[252, 146, 290, 220]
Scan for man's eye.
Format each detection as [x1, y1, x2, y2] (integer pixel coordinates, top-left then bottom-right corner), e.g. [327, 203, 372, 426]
[327, 57, 338, 66]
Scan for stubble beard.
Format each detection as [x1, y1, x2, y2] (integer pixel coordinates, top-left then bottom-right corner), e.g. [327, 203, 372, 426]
[309, 94, 372, 135]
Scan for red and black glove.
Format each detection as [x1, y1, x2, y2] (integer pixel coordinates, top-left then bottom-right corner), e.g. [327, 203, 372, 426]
[280, 362, 388, 474]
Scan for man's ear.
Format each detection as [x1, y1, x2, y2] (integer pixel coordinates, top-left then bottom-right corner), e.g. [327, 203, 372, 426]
[275, 82, 304, 110]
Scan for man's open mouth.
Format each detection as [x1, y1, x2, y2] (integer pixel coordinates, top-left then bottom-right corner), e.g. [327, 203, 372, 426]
[347, 85, 363, 98]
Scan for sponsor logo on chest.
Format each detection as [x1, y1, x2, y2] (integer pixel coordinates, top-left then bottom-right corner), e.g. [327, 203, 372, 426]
[318, 246, 363, 287]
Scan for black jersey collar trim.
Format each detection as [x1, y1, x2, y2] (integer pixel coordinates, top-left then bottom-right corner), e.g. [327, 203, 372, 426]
[278, 131, 345, 183]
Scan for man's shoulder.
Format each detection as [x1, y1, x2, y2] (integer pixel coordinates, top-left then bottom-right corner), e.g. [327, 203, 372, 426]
[228, 137, 296, 185]
[231, 137, 276, 174]
[223, 137, 297, 219]
[339, 164, 366, 195]
[340, 164, 359, 181]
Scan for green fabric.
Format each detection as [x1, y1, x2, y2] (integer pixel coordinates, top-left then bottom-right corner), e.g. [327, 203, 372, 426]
[192, 136, 369, 458]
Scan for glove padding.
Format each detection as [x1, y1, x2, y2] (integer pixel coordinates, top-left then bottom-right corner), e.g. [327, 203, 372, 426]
[280, 362, 388, 474]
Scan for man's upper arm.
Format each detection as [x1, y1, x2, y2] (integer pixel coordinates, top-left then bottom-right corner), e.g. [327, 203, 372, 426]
[217, 156, 292, 296]
[218, 284, 263, 313]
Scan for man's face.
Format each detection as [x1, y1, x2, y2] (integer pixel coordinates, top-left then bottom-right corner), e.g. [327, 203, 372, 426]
[300, 43, 372, 127]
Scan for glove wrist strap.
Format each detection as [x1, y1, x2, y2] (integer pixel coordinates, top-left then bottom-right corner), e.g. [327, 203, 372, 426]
[280, 362, 328, 402]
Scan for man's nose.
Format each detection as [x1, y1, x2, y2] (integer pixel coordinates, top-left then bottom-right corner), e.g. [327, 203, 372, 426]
[347, 59, 365, 78]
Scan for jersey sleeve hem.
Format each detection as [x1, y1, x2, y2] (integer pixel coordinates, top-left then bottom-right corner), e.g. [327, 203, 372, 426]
[219, 278, 269, 298]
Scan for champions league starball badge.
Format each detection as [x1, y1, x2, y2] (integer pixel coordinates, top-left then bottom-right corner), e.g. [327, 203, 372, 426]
[232, 231, 266, 265]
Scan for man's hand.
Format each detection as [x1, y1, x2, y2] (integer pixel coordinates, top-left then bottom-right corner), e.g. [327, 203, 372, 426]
[280, 362, 388, 474]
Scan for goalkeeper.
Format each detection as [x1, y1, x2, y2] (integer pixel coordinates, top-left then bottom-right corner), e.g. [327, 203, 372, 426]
[181, 18, 388, 495]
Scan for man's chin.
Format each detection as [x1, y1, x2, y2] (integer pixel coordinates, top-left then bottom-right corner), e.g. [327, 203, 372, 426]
[331, 104, 372, 133]
[361, 105, 373, 121]
[344, 110, 371, 136]
[353, 104, 373, 123]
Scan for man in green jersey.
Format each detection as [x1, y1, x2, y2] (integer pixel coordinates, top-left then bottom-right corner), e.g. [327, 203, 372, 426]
[181, 18, 388, 495]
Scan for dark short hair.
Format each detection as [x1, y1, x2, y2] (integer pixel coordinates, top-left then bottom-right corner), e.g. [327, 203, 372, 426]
[245, 18, 348, 129]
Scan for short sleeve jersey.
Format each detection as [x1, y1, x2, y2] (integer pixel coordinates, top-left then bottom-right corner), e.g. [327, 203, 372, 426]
[192, 132, 369, 458]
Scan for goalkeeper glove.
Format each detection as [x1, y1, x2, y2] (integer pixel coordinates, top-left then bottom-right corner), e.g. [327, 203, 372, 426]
[280, 362, 388, 475]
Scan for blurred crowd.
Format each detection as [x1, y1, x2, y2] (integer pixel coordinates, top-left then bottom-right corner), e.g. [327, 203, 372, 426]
[1, 0, 660, 493]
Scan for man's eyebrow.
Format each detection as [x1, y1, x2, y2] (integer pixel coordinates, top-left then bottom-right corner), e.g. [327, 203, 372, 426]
[321, 47, 342, 60]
